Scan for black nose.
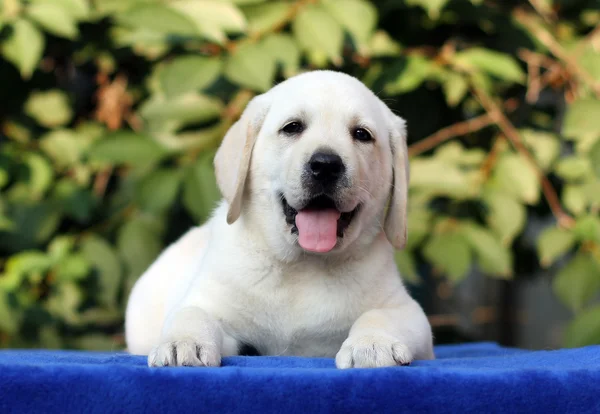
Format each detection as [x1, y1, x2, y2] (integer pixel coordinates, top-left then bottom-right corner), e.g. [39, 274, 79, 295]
[308, 152, 345, 184]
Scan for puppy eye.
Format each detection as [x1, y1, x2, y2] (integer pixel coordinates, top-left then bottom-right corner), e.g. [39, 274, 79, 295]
[352, 127, 373, 142]
[281, 121, 305, 135]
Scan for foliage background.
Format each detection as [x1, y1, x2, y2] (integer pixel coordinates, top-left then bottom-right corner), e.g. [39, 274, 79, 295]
[0, 0, 599, 351]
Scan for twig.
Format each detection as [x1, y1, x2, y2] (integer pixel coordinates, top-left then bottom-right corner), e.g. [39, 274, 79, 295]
[407, 99, 518, 158]
[93, 167, 112, 198]
[527, 0, 556, 24]
[519, 49, 544, 103]
[407, 114, 494, 157]
[518, 49, 577, 102]
[480, 135, 504, 178]
[472, 85, 576, 229]
[514, 9, 600, 98]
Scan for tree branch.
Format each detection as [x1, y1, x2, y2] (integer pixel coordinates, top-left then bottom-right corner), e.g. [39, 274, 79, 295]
[472, 85, 576, 229]
[514, 9, 600, 98]
[407, 114, 494, 157]
[407, 99, 518, 158]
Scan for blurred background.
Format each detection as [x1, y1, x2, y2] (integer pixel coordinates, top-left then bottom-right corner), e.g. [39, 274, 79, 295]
[0, 0, 599, 352]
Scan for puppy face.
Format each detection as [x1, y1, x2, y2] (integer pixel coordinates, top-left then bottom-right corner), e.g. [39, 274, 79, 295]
[215, 71, 408, 260]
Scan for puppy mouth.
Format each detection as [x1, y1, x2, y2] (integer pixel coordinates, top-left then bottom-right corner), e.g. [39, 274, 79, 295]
[281, 194, 359, 253]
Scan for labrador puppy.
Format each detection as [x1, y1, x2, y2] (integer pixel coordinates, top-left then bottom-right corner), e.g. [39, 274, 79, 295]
[125, 70, 434, 368]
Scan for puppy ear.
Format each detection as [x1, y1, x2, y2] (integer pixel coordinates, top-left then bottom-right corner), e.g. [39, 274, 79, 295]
[384, 114, 410, 250]
[214, 95, 269, 224]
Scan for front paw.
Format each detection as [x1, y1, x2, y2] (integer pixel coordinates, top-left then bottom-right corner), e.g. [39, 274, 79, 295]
[335, 335, 412, 369]
[148, 339, 221, 367]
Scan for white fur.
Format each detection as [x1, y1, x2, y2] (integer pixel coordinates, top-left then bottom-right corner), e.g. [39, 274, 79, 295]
[125, 71, 434, 368]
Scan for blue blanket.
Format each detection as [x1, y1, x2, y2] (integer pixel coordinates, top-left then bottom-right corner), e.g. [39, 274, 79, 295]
[1, 342, 599, 413]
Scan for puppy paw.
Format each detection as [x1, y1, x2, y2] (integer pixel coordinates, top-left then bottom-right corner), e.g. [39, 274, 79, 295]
[148, 339, 221, 367]
[335, 335, 412, 369]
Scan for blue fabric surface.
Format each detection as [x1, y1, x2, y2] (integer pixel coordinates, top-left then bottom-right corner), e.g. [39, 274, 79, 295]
[1, 342, 599, 413]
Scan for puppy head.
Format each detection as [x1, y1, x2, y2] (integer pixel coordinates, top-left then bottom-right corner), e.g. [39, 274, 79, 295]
[214, 71, 409, 258]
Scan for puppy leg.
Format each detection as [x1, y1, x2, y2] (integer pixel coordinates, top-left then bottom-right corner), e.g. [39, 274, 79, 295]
[336, 299, 434, 368]
[148, 306, 229, 367]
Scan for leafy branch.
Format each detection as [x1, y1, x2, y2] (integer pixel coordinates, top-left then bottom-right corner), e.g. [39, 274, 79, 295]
[471, 83, 576, 229]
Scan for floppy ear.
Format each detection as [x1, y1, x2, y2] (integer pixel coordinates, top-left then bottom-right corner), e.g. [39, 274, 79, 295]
[214, 95, 270, 224]
[384, 114, 410, 250]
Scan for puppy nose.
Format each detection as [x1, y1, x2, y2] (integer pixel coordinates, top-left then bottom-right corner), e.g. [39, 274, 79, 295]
[309, 152, 345, 183]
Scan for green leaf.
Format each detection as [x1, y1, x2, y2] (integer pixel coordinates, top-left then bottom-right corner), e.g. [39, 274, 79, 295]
[537, 227, 576, 268]
[0, 168, 8, 189]
[323, 0, 377, 48]
[554, 156, 593, 181]
[25, 153, 54, 199]
[367, 30, 402, 57]
[563, 184, 587, 215]
[453, 48, 525, 84]
[563, 98, 600, 140]
[39, 129, 84, 167]
[520, 129, 560, 171]
[243, 1, 292, 35]
[46, 282, 82, 324]
[577, 41, 600, 81]
[154, 124, 224, 152]
[0, 202, 61, 251]
[0, 215, 15, 232]
[182, 151, 221, 223]
[4, 251, 52, 278]
[491, 153, 540, 205]
[385, 56, 434, 95]
[230, 0, 269, 4]
[224, 42, 276, 92]
[26, 3, 79, 39]
[484, 190, 527, 246]
[406, 209, 431, 250]
[135, 169, 182, 214]
[423, 231, 472, 282]
[262, 33, 301, 78]
[116, 3, 198, 36]
[442, 72, 469, 107]
[140, 93, 223, 132]
[589, 138, 600, 179]
[574, 215, 600, 244]
[0, 292, 19, 333]
[564, 305, 600, 348]
[293, 3, 344, 66]
[89, 132, 169, 167]
[436, 142, 486, 166]
[81, 235, 123, 306]
[30, 0, 90, 20]
[406, 0, 449, 19]
[461, 222, 513, 278]
[169, 0, 246, 44]
[117, 217, 163, 289]
[52, 179, 96, 222]
[24, 90, 73, 128]
[552, 252, 600, 312]
[110, 27, 170, 60]
[409, 157, 478, 198]
[55, 253, 90, 281]
[2, 18, 45, 79]
[48, 235, 75, 260]
[395, 250, 420, 285]
[158, 56, 222, 99]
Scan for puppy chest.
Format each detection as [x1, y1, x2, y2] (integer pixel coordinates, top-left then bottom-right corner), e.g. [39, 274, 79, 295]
[226, 281, 364, 355]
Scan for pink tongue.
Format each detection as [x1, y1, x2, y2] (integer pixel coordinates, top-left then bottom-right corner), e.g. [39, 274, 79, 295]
[295, 209, 341, 253]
